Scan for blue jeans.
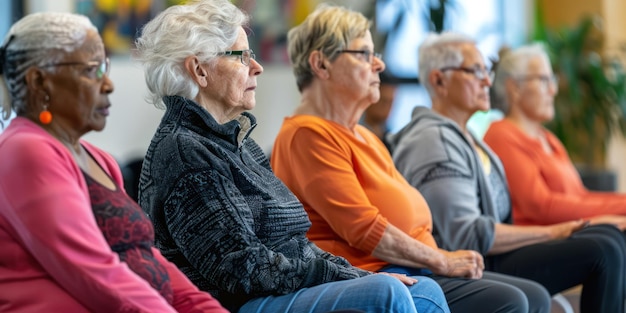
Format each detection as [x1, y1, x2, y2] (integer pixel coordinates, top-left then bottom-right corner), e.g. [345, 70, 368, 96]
[238, 273, 450, 313]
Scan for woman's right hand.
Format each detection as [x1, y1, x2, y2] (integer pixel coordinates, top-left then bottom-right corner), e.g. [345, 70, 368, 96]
[546, 219, 588, 239]
[435, 250, 484, 279]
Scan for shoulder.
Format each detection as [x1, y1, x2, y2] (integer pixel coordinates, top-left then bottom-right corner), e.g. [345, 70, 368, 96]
[276, 115, 349, 149]
[394, 120, 469, 165]
[280, 115, 335, 136]
[1, 124, 73, 171]
[484, 120, 514, 143]
[152, 127, 224, 170]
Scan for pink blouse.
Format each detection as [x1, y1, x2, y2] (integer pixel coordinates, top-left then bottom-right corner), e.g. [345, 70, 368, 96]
[0, 117, 226, 313]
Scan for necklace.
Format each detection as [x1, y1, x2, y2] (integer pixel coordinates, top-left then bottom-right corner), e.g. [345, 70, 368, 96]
[66, 143, 89, 171]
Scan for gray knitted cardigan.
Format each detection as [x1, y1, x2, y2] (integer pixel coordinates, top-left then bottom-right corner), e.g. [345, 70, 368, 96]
[139, 96, 369, 312]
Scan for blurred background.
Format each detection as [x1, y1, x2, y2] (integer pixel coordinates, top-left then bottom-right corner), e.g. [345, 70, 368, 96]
[2, 0, 626, 192]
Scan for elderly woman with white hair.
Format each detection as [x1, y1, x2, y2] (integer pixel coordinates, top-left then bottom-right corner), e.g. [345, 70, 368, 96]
[134, 1, 447, 312]
[484, 44, 626, 229]
[0, 11, 226, 313]
[388, 32, 626, 313]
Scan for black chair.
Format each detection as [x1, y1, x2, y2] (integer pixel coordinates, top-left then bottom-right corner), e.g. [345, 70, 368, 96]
[119, 157, 144, 202]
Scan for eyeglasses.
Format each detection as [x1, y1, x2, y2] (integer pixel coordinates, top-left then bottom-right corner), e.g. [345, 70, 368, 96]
[40, 57, 110, 80]
[440, 66, 492, 81]
[218, 49, 256, 66]
[516, 74, 559, 91]
[336, 50, 383, 63]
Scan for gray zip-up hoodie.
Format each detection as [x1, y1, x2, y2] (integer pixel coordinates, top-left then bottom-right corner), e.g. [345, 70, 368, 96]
[387, 106, 511, 255]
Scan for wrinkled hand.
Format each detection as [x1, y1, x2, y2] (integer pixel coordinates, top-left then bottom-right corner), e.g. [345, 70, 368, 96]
[588, 215, 626, 231]
[436, 250, 484, 279]
[547, 219, 588, 240]
[378, 272, 418, 286]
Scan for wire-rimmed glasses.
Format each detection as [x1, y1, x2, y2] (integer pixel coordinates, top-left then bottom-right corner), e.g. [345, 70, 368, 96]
[218, 49, 256, 66]
[440, 66, 492, 81]
[40, 58, 110, 80]
[335, 50, 383, 63]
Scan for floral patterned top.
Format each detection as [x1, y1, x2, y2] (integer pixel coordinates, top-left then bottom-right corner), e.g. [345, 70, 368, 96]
[83, 171, 174, 304]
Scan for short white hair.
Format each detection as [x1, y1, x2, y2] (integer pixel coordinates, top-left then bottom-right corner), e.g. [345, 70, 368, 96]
[491, 43, 550, 113]
[418, 32, 475, 97]
[0, 12, 96, 120]
[134, 0, 249, 109]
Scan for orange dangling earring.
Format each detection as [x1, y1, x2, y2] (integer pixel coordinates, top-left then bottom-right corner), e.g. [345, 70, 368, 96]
[39, 94, 52, 125]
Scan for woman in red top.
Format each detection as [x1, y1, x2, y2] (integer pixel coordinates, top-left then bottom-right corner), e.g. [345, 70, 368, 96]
[0, 12, 225, 312]
[484, 44, 626, 229]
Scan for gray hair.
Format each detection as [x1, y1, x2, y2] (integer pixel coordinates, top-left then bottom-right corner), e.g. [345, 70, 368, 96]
[287, 4, 371, 92]
[418, 32, 475, 97]
[134, 0, 248, 109]
[0, 12, 96, 120]
[491, 43, 550, 113]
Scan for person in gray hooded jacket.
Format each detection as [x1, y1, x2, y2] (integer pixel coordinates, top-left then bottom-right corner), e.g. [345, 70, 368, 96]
[388, 31, 626, 313]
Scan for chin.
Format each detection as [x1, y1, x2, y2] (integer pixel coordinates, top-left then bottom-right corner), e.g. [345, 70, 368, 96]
[539, 115, 554, 123]
[473, 100, 490, 112]
[243, 101, 256, 111]
[240, 99, 256, 111]
[89, 121, 107, 132]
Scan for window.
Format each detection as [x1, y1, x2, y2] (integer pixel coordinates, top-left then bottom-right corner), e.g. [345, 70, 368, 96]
[0, 1, 22, 132]
[376, 0, 527, 137]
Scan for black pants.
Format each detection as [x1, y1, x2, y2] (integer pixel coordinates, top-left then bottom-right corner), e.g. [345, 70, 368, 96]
[486, 224, 626, 313]
[383, 265, 551, 313]
[431, 271, 551, 313]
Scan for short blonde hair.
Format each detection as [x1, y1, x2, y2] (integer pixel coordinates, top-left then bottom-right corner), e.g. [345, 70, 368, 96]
[287, 4, 371, 92]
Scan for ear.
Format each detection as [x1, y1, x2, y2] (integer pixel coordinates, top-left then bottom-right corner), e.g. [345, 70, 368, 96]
[24, 67, 46, 92]
[309, 50, 329, 79]
[24, 67, 52, 100]
[505, 77, 519, 100]
[428, 69, 447, 96]
[184, 55, 209, 88]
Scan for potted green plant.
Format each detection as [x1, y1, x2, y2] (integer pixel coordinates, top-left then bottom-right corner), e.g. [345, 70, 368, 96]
[535, 15, 626, 191]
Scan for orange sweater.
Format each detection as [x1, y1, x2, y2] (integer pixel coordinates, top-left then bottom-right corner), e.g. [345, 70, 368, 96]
[271, 115, 437, 271]
[484, 119, 626, 225]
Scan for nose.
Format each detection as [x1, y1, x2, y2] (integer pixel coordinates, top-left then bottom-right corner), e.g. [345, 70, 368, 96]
[101, 74, 114, 94]
[482, 73, 492, 87]
[250, 58, 263, 76]
[548, 80, 558, 95]
[372, 55, 385, 73]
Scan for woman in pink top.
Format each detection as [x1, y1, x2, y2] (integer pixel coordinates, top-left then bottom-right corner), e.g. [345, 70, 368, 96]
[484, 44, 626, 229]
[0, 12, 225, 312]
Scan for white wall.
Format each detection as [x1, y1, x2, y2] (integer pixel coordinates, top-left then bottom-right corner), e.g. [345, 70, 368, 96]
[17, 0, 306, 165]
[24, 0, 73, 13]
[83, 57, 299, 164]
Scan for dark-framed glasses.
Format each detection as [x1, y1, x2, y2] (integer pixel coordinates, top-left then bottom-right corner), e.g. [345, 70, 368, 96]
[440, 66, 492, 81]
[516, 74, 559, 91]
[40, 57, 110, 80]
[218, 49, 256, 66]
[335, 49, 383, 63]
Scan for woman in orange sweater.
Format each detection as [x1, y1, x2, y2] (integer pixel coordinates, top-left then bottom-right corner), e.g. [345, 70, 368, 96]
[272, 5, 553, 313]
[484, 44, 626, 228]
